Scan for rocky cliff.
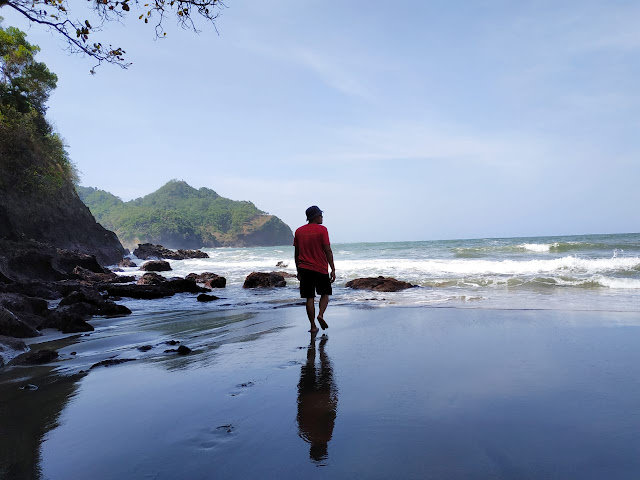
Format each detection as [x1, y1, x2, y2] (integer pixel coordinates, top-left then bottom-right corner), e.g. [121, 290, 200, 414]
[0, 121, 125, 272]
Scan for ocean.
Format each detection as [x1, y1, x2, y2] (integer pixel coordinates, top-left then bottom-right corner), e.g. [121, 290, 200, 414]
[4, 232, 640, 478]
[115, 232, 640, 314]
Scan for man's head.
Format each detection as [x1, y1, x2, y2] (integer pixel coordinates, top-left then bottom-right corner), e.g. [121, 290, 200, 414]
[306, 205, 323, 223]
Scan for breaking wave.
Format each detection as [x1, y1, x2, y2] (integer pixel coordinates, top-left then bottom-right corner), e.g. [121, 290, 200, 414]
[453, 241, 640, 258]
[338, 256, 640, 279]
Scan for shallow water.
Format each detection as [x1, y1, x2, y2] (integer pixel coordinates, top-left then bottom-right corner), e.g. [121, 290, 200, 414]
[3, 306, 640, 479]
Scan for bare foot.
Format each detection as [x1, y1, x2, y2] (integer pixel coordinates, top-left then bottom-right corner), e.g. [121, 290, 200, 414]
[317, 315, 329, 330]
[309, 326, 319, 333]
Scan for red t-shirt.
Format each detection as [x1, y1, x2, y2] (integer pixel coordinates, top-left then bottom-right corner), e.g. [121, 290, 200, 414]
[294, 223, 330, 274]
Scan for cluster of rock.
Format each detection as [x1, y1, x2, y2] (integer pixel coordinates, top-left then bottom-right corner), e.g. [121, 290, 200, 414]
[0, 247, 137, 366]
[133, 243, 209, 260]
[0, 241, 221, 365]
[0, 237, 419, 369]
[106, 273, 212, 299]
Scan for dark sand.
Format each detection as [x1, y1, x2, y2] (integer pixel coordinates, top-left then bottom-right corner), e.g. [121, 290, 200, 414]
[2, 306, 640, 479]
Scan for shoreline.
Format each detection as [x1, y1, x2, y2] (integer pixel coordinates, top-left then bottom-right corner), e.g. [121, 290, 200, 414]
[3, 305, 640, 478]
[3, 295, 639, 367]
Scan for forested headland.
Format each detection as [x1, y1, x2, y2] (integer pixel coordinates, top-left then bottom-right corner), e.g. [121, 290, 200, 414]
[77, 180, 293, 250]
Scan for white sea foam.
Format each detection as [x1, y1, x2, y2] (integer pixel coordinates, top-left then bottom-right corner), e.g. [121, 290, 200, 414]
[520, 243, 555, 253]
[594, 276, 640, 289]
[337, 256, 640, 277]
[121, 253, 640, 289]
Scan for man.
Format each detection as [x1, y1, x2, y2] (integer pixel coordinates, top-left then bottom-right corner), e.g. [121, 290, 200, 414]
[294, 205, 336, 333]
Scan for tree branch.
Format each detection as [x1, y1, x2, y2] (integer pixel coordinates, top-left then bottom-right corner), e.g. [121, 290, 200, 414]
[0, 0, 225, 72]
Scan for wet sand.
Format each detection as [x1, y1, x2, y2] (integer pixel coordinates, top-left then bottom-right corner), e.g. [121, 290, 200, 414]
[2, 306, 640, 479]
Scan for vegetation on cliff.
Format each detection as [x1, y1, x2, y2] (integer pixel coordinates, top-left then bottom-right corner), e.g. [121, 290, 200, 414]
[77, 180, 294, 249]
[0, 22, 124, 265]
[0, 21, 75, 196]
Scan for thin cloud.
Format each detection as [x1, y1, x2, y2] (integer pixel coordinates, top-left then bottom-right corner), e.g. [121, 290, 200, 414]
[290, 46, 378, 100]
[232, 32, 378, 100]
[292, 122, 550, 171]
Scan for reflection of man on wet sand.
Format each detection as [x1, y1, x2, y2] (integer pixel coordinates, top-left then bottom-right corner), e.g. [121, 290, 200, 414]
[296, 335, 338, 463]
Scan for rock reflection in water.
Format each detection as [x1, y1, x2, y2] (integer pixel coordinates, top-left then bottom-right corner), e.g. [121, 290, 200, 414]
[296, 334, 338, 464]
[0, 367, 83, 480]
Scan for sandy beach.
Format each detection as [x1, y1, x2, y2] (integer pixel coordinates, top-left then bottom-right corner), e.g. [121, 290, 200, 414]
[2, 1, 639, 477]
[2, 304, 640, 479]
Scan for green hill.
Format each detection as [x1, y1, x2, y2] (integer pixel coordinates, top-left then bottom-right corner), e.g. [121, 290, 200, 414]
[77, 180, 293, 250]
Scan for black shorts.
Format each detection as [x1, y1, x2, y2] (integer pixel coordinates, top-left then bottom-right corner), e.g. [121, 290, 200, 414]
[298, 267, 332, 298]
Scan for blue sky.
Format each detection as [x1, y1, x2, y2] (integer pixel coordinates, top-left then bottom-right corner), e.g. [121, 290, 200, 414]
[2, 1, 639, 243]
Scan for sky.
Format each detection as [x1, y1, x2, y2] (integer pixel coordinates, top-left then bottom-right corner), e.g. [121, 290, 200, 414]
[2, 1, 639, 243]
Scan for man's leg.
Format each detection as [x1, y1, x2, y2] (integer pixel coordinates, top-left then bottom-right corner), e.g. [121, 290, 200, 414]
[299, 268, 318, 332]
[306, 297, 318, 332]
[317, 294, 329, 329]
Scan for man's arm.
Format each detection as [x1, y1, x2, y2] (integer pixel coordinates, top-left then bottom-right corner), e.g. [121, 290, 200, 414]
[294, 244, 300, 279]
[323, 244, 336, 283]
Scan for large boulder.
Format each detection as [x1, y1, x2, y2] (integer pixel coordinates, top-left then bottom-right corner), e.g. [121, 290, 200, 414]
[40, 304, 96, 333]
[72, 266, 134, 284]
[141, 260, 172, 272]
[243, 272, 287, 288]
[21, 348, 59, 365]
[345, 276, 415, 292]
[0, 293, 48, 316]
[133, 243, 209, 260]
[0, 293, 48, 335]
[164, 278, 210, 294]
[41, 287, 132, 333]
[186, 272, 226, 288]
[197, 293, 220, 302]
[0, 241, 123, 284]
[6, 250, 66, 282]
[137, 272, 166, 286]
[55, 250, 105, 274]
[58, 289, 131, 316]
[118, 258, 137, 268]
[0, 281, 59, 299]
[0, 306, 40, 338]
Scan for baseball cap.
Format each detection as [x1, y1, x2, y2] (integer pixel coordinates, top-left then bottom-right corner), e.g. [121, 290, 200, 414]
[305, 205, 323, 221]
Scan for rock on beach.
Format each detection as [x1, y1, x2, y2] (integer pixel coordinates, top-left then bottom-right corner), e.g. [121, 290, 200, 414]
[243, 272, 287, 288]
[118, 258, 137, 268]
[274, 271, 297, 278]
[197, 294, 220, 302]
[21, 348, 59, 365]
[141, 260, 172, 272]
[345, 276, 415, 292]
[106, 277, 209, 299]
[0, 305, 40, 338]
[137, 272, 166, 285]
[186, 272, 226, 288]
